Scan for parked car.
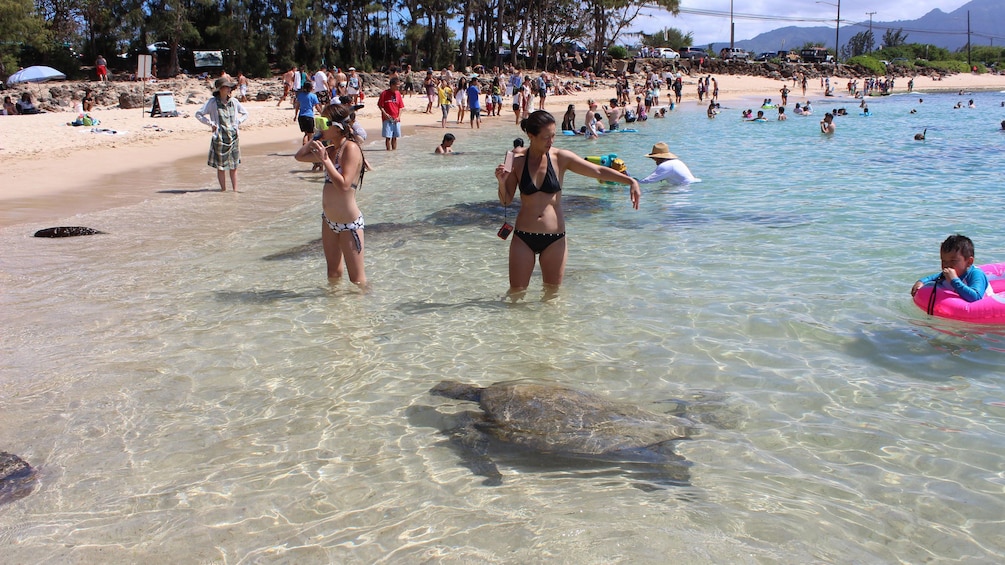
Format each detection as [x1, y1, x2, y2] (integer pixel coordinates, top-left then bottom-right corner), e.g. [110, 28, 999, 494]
[719, 48, 750, 61]
[656, 47, 680, 60]
[754, 51, 778, 62]
[778, 50, 800, 62]
[799, 47, 833, 63]
[147, 41, 187, 55]
[678, 47, 709, 61]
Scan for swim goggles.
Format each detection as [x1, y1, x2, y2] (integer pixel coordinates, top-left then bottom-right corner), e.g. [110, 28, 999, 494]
[315, 117, 347, 132]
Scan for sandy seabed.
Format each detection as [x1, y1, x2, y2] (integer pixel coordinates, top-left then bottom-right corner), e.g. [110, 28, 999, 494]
[1, 71, 1002, 229]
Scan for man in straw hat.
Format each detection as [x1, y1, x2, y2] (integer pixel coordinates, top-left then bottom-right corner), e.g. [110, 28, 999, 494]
[196, 77, 249, 191]
[639, 142, 700, 185]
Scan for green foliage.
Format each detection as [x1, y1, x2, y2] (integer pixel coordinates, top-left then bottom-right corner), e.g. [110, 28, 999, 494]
[607, 44, 629, 59]
[845, 31, 874, 58]
[846, 55, 886, 75]
[916, 59, 983, 73]
[964, 45, 1005, 65]
[640, 27, 693, 50]
[0, 0, 49, 76]
[882, 28, 909, 48]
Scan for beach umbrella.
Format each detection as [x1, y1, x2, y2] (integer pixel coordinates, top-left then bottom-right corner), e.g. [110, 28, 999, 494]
[6, 66, 66, 86]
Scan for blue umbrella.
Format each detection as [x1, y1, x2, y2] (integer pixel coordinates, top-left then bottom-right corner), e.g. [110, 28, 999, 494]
[6, 66, 66, 86]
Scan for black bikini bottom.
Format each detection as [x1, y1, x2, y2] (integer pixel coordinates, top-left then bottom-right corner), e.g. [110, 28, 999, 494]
[515, 230, 565, 255]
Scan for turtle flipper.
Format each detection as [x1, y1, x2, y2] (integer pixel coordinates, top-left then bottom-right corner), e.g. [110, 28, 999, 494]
[445, 413, 503, 486]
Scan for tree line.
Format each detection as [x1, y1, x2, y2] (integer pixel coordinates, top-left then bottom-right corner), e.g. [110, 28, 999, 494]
[842, 27, 1004, 67]
[1, 0, 680, 80]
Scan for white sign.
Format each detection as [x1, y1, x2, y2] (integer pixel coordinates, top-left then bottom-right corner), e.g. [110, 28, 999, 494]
[137, 54, 153, 79]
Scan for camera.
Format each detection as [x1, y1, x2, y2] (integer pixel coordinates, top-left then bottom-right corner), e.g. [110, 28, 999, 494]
[497, 222, 513, 240]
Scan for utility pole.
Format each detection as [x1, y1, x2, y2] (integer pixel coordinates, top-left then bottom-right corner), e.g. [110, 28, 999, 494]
[815, 1, 841, 61]
[866, 12, 877, 52]
[730, 0, 735, 50]
[967, 11, 972, 69]
[835, 0, 841, 62]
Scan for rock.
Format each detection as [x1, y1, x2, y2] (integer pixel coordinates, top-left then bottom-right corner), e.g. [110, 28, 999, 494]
[34, 226, 107, 237]
[0, 451, 36, 506]
[118, 91, 145, 109]
[255, 91, 272, 101]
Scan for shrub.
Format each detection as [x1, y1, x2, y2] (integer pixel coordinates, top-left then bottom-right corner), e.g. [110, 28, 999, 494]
[846, 55, 886, 75]
[607, 45, 629, 59]
[916, 59, 982, 73]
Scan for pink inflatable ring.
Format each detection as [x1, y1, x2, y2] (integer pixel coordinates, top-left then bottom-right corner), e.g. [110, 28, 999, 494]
[914, 263, 1005, 323]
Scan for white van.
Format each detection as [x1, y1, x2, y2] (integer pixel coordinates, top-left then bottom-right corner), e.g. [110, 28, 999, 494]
[719, 48, 750, 61]
[656, 48, 680, 60]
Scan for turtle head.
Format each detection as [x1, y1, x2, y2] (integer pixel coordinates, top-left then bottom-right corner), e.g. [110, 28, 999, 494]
[430, 381, 483, 402]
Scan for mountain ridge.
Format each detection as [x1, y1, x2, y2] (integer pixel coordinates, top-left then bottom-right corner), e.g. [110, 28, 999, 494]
[708, 0, 1001, 56]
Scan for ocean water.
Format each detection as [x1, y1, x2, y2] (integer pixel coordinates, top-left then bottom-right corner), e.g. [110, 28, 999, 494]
[2, 89, 1005, 563]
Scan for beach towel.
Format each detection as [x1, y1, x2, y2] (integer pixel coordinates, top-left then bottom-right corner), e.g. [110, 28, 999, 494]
[79, 128, 128, 136]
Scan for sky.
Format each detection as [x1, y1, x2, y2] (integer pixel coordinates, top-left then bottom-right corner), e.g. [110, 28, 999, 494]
[632, 0, 972, 46]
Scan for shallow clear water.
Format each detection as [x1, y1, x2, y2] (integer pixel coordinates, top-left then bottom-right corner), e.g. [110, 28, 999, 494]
[2, 90, 1005, 563]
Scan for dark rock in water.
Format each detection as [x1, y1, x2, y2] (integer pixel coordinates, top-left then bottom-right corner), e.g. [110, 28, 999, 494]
[423, 380, 696, 487]
[0, 451, 36, 505]
[34, 226, 107, 238]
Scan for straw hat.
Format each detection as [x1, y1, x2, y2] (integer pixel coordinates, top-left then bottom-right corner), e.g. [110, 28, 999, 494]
[212, 77, 237, 95]
[645, 142, 678, 160]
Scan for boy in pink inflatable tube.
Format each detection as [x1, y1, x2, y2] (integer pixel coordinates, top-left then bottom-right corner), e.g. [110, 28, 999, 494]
[911, 234, 989, 302]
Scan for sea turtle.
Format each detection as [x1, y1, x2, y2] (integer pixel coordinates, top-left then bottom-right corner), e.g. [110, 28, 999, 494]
[428, 380, 697, 487]
[0, 451, 36, 506]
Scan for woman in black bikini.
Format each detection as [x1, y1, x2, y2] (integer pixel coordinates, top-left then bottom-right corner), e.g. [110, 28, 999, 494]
[495, 110, 640, 294]
[295, 104, 367, 286]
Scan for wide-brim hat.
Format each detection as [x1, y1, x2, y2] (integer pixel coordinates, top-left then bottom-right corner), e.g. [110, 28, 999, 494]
[645, 142, 678, 160]
[212, 77, 237, 95]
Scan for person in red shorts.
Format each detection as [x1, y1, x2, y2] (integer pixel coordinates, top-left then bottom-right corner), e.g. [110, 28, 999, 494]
[95, 55, 108, 82]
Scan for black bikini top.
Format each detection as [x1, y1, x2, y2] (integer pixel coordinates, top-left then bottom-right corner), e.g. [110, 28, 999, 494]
[519, 151, 561, 195]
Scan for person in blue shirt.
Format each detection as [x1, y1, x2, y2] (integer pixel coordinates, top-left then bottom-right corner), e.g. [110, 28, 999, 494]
[293, 83, 321, 146]
[911, 234, 989, 302]
[466, 79, 482, 129]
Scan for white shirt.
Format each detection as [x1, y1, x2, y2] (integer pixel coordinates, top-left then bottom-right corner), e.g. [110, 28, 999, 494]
[639, 159, 700, 184]
[313, 71, 328, 94]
